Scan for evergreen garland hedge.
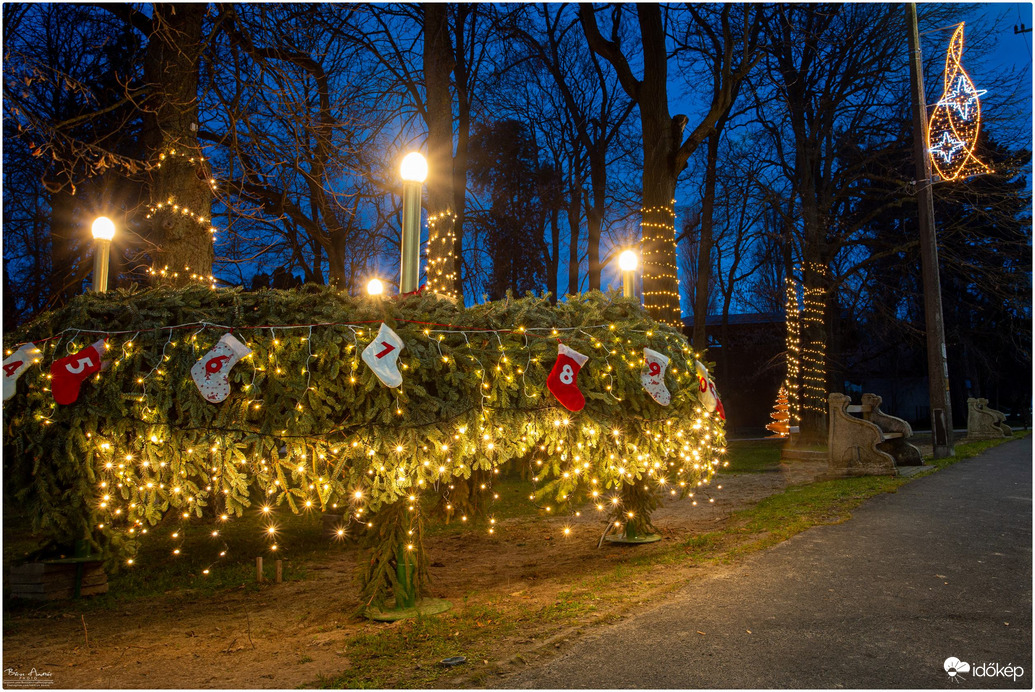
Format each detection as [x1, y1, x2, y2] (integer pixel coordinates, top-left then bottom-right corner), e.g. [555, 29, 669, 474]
[3, 285, 725, 582]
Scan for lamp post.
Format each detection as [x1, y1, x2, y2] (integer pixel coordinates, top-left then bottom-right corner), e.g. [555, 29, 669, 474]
[618, 250, 638, 300]
[91, 216, 115, 293]
[399, 152, 427, 295]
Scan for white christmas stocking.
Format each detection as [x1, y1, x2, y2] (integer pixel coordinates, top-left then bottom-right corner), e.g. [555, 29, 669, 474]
[362, 323, 405, 388]
[641, 348, 671, 406]
[191, 333, 252, 403]
[695, 360, 718, 412]
[3, 343, 41, 401]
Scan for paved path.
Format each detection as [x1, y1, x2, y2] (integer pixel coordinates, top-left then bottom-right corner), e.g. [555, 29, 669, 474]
[502, 438, 1032, 689]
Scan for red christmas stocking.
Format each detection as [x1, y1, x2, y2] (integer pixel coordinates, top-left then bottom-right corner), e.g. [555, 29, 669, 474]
[51, 339, 107, 405]
[547, 343, 589, 412]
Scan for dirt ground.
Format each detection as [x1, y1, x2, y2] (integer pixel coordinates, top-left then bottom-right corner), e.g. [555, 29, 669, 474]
[2, 461, 827, 689]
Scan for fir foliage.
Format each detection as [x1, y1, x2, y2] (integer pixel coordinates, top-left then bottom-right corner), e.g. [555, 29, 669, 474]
[4, 285, 725, 601]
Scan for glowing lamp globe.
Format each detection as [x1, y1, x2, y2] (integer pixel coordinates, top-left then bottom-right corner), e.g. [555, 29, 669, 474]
[91, 216, 116, 241]
[618, 250, 638, 272]
[400, 152, 428, 183]
[366, 278, 385, 296]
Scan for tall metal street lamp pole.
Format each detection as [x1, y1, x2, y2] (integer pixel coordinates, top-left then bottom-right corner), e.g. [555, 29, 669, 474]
[618, 250, 639, 300]
[91, 216, 116, 293]
[399, 152, 428, 295]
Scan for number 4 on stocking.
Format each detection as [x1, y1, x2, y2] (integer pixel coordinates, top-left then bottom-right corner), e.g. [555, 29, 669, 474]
[547, 343, 589, 412]
[3, 343, 42, 401]
[362, 323, 405, 388]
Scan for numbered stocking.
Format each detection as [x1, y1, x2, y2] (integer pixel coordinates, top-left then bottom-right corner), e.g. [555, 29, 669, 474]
[641, 348, 671, 406]
[547, 343, 589, 412]
[3, 343, 41, 401]
[362, 323, 405, 388]
[52, 339, 107, 405]
[695, 360, 718, 412]
[191, 333, 252, 403]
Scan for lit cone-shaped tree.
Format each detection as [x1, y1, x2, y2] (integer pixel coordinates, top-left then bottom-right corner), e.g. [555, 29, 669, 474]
[766, 387, 791, 437]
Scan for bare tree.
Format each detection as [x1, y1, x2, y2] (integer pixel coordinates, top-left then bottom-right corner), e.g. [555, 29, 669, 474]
[579, 4, 763, 327]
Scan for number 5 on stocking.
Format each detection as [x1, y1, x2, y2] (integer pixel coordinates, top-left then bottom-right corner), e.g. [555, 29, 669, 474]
[51, 339, 107, 405]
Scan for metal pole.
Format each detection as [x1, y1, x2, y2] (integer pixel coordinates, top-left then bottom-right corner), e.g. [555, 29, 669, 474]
[622, 269, 635, 299]
[92, 239, 110, 293]
[906, 3, 954, 458]
[400, 181, 422, 294]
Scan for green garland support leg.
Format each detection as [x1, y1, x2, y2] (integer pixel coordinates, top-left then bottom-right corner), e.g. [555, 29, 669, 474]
[604, 517, 662, 545]
[604, 484, 662, 545]
[363, 545, 451, 622]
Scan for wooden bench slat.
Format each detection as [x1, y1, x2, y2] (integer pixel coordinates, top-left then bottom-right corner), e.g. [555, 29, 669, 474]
[846, 405, 873, 413]
[882, 432, 904, 439]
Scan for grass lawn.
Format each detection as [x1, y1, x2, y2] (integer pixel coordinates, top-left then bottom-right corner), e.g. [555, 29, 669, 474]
[724, 437, 784, 473]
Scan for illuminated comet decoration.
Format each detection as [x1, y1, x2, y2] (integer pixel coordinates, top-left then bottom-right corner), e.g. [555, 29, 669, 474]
[927, 23, 992, 181]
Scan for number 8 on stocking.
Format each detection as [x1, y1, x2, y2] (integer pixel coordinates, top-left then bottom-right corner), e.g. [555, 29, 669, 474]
[547, 343, 590, 412]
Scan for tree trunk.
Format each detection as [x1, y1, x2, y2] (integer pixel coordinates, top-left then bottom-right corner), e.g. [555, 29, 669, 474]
[567, 190, 581, 296]
[422, 4, 458, 300]
[548, 205, 560, 303]
[636, 5, 682, 328]
[798, 211, 828, 442]
[586, 152, 606, 291]
[143, 4, 213, 283]
[692, 129, 721, 352]
[48, 187, 80, 304]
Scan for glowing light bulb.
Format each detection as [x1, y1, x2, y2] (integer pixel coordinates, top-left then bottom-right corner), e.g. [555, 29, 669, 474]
[399, 152, 428, 182]
[366, 278, 384, 296]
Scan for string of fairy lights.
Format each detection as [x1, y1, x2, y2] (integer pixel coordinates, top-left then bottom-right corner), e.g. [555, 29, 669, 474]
[778, 261, 828, 420]
[639, 201, 682, 330]
[425, 210, 459, 300]
[783, 275, 801, 424]
[799, 261, 828, 415]
[9, 318, 725, 574]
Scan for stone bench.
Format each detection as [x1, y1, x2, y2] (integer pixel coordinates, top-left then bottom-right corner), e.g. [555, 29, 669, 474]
[966, 397, 1012, 440]
[828, 392, 923, 477]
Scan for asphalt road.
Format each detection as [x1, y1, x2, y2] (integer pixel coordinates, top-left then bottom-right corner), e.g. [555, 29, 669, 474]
[501, 438, 1032, 689]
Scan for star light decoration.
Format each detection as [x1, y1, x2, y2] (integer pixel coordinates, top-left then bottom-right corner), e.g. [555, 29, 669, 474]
[927, 23, 992, 181]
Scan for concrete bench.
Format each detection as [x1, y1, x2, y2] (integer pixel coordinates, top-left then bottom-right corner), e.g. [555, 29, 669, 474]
[828, 392, 923, 477]
[966, 397, 1012, 440]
